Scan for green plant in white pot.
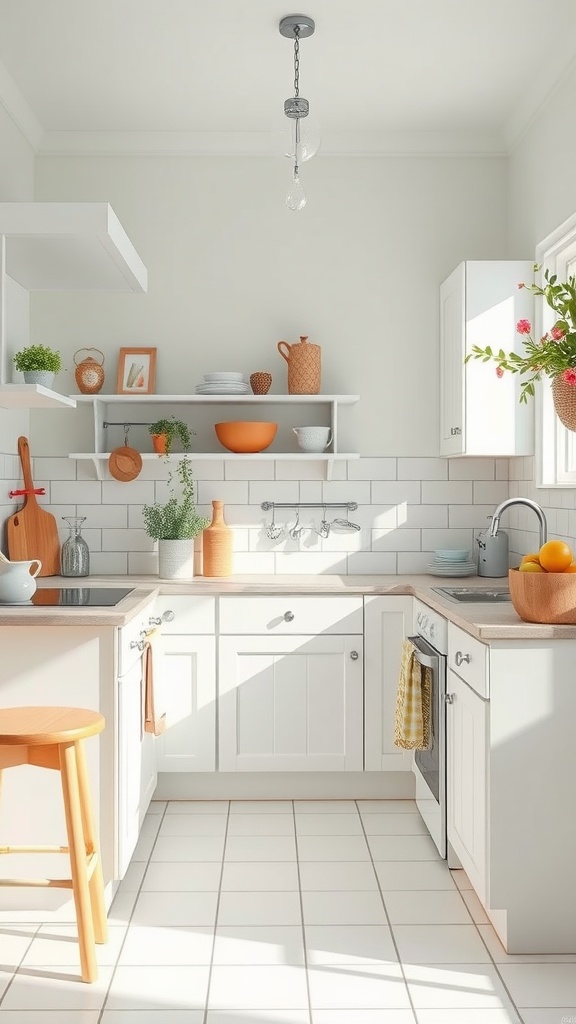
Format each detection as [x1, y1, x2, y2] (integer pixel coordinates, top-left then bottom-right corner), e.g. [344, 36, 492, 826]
[13, 344, 62, 388]
[142, 455, 209, 579]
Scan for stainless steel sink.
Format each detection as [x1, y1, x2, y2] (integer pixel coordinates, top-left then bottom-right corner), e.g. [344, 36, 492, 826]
[432, 586, 510, 603]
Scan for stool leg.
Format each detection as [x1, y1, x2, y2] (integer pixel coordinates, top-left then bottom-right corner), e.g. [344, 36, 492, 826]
[74, 739, 108, 945]
[59, 742, 97, 983]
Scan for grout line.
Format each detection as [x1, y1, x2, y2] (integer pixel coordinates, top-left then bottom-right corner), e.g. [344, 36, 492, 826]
[202, 798, 231, 1024]
[292, 799, 313, 1024]
[0, 921, 41, 1007]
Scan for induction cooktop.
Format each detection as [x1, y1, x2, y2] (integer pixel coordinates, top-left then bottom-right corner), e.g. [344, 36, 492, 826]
[15, 587, 135, 607]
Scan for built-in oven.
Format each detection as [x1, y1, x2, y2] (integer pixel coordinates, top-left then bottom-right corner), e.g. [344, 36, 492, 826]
[410, 600, 448, 858]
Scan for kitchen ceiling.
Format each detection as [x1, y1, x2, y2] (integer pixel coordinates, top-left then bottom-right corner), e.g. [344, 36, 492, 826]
[0, 0, 575, 154]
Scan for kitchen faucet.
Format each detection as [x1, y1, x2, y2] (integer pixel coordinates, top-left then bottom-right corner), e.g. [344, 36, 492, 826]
[488, 497, 548, 549]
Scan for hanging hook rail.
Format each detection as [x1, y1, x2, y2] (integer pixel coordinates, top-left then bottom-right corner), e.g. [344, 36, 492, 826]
[261, 501, 358, 512]
[103, 421, 155, 429]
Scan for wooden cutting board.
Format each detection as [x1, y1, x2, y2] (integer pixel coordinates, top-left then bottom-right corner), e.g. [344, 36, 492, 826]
[6, 436, 61, 576]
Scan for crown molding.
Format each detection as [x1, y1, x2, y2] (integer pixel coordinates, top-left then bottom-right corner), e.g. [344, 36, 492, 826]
[503, 26, 576, 151]
[0, 57, 43, 151]
[37, 128, 506, 158]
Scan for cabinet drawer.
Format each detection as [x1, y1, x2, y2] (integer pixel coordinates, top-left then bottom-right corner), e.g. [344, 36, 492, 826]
[117, 601, 156, 676]
[219, 596, 364, 635]
[448, 622, 489, 698]
[154, 595, 215, 634]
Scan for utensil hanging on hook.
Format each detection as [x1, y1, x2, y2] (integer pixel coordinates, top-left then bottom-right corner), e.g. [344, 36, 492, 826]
[317, 504, 330, 539]
[108, 424, 143, 482]
[331, 509, 361, 532]
[266, 505, 284, 541]
[289, 508, 304, 540]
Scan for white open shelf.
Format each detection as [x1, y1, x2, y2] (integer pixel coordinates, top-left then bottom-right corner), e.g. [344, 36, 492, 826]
[72, 394, 359, 404]
[0, 383, 77, 409]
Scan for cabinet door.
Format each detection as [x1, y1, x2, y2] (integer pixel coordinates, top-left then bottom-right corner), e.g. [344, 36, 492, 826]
[117, 659, 157, 877]
[219, 634, 363, 772]
[440, 263, 465, 456]
[156, 634, 216, 772]
[364, 595, 413, 771]
[447, 669, 488, 901]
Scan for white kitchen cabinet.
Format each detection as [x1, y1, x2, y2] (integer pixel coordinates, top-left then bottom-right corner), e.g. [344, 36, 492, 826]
[439, 260, 534, 457]
[219, 633, 363, 772]
[364, 595, 414, 771]
[155, 634, 216, 772]
[446, 668, 488, 902]
[117, 657, 157, 876]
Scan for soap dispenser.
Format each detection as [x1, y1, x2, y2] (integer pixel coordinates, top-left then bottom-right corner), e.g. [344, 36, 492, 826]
[476, 519, 509, 578]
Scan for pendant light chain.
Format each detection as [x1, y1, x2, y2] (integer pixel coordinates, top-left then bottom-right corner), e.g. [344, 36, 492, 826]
[293, 27, 300, 98]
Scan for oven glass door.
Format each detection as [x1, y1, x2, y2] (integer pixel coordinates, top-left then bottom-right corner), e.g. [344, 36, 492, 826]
[410, 634, 447, 858]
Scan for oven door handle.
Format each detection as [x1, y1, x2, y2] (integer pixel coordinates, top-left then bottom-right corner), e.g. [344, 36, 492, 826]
[407, 635, 439, 670]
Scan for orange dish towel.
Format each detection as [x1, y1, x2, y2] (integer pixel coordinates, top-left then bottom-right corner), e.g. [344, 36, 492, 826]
[394, 638, 431, 750]
[143, 637, 166, 737]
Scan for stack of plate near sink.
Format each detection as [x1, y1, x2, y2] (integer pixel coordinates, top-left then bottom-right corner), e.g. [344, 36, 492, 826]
[195, 373, 250, 395]
[427, 549, 477, 577]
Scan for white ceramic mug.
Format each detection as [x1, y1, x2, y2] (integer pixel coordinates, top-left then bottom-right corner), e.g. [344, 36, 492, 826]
[293, 426, 333, 452]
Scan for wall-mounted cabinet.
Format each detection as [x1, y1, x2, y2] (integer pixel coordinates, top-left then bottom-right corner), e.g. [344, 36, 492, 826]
[0, 202, 147, 410]
[439, 260, 534, 457]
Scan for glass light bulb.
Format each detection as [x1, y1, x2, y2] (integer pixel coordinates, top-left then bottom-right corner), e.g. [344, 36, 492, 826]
[273, 112, 321, 163]
[286, 170, 307, 211]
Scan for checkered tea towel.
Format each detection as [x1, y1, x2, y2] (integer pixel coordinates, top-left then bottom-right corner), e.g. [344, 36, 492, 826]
[394, 638, 431, 750]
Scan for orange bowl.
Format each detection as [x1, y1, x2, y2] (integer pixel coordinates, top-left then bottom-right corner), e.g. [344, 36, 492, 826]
[509, 567, 576, 624]
[214, 420, 277, 454]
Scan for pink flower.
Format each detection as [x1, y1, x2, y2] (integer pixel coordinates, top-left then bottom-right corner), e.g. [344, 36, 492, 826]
[551, 326, 565, 340]
[495, 366, 504, 378]
[516, 319, 531, 334]
[517, 282, 525, 289]
[562, 368, 576, 386]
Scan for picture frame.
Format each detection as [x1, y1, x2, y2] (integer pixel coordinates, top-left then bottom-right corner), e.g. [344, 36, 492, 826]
[117, 347, 157, 395]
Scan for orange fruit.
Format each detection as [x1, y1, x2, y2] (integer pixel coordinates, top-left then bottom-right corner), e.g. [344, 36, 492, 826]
[538, 539, 574, 573]
[520, 553, 541, 566]
[564, 563, 576, 573]
[518, 561, 546, 572]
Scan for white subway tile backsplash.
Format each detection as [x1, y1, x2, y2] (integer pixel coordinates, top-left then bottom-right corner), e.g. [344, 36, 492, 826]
[51, 480, 102, 504]
[103, 528, 155, 552]
[472, 481, 509, 504]
[299, 481, 323, 504]
[128, 551, 159, 575]
[347, 552, 396, 575]
[422, 480, 472, 504]
[422, 528, 473, 552]
[372, 528, 421, 552]
[396, 504, 447, 529]
[274, 551, 347, 574]
[80, 504, 129, 529]
[273, 461, 324, 480]
[371, 481, 421, 506]
[33, 456, 77, 480]
[347, 458, 397, 480]
[448, 458, 495, 481]
[397, 552, 433, 574]
[322, 480, 371, 504]
[90, 551, 128, 574]
[225, 460, 274, 480]
[233, 552, 276, 574]
[249, 481, 299, 506]
[191, 459, 225, 480]
[102, 480, 155, 504]
[495, 459, 509, 481]
[448, 504, 495, 528]
[398, 457, 448, 480]
[320, 528, 368, 553]
[198, 480, 249, 505]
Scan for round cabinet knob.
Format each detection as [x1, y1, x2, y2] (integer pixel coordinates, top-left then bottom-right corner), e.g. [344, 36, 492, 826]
[350, 650, 359, 661]
[284, 611, 295, 622]
[443, 692, 454, 704]
[455, 651, 471, 666]
[162, 609, 176, 622]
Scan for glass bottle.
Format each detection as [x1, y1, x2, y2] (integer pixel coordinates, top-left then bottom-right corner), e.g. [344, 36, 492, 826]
[61, 516, 90, 577]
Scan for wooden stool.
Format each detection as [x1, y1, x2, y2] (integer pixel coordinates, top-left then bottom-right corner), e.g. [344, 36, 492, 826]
[0, 707, 108, 983]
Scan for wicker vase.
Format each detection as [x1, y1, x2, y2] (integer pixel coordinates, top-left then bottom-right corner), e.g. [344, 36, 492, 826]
[202, 500, 233, 577]
[552, 375, 576, 431]
[158, 538, 194, 579]
[277, 335, 321, 394]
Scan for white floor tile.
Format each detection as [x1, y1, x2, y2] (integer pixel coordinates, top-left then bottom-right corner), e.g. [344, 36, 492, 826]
[105, 965, 209, 1010]
[118, 925, 214, 965]
[107, 890, 138, 924]
[0, 970, 16, 1002]
[297, 836, 370, 862]
[392, 925, 491, 963]
[295, 801, 358, 814]
[498, 963, 576, 1006]
[302, 890, 387, 926]
[295, 814, 363, 836]
[362, 813, 428, 835]
[208, 965, 309, 1009]
[415, 1011, 521, 1023]
[166, 801, 229, 814]
[130, 834, 156, 861]
[213, 925, 305, 965]
[460, 889, 490, 925]
[477, 924, 576, 963]
[299, 861, 377, 891]
[151, 836, 225, 862]
[367, 835, 440, 861]
[21, 925, 126, 967]
[308, 963, 410, 1009]
[405, 963, 520, 1011]
[159, 814, 228, 837]
[522, 1011, 576, 1024]
[1, 966, 114, 1009]
[142, 861, 221, 892]
[451, 868, 474, 890]
[146, 801, 167, 814]
[131, 891, 218, 926]
[384, 890, 473, 925]
[102, 1013, 204, 1024]
[224, 836, 297, 861]
[230, 801, 293, 814]
[357, 800, 417, 814]
[305, 924, 398, 965]
[312, 1013, 416, 1024]
[140, 816, 163, 837]
[227, 814, 295, 836]
[0, 1014, 99, 1023]
[117, 861, 147, 891]
[207, 1013, 309, 1024]
[375, 860, 456, 891]
[0, 925, 37, 969]
[221, 860, 299, 891]
[218, 891, 302, 926]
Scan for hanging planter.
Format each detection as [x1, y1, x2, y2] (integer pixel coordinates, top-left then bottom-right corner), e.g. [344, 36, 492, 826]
[552, 376, 576, 431]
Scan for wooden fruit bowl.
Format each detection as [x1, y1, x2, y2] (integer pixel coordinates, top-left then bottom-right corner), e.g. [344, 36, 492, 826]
[509, 567, 576, 624]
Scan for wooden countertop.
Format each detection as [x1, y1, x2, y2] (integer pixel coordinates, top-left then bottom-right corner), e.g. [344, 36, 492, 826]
[0, 574, 574, 641]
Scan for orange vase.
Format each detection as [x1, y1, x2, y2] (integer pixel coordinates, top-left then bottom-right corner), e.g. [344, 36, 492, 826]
[151, 434, 168, 454]
[202, 500, 233, 577]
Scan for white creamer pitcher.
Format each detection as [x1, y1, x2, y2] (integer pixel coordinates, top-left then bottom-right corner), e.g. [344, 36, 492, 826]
[0, 557, 42, 603]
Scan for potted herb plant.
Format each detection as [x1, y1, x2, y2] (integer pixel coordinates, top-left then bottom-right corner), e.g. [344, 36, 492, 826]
[142, 455, 209, 578]
[148, 416, 193, 455]
[13, 344, 63, 388]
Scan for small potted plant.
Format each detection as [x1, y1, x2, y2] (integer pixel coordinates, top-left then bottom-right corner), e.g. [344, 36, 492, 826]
[13, 344, 63, 388]
[148, 416, 193, 455]
[142, 455, 209, 578]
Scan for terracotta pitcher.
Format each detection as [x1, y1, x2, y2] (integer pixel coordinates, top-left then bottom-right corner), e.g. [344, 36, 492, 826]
[277, 335, 321, 394]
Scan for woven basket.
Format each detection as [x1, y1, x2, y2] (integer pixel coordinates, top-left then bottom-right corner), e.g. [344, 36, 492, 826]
[552, 375, 576, 431]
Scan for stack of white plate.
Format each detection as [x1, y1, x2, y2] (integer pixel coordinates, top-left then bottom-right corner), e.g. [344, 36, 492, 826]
[195, 372, 250, 395]
[427, 548, 477, 577]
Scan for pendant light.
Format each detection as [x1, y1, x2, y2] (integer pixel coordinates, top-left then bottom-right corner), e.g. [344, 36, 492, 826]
[278, 15, 320, 211]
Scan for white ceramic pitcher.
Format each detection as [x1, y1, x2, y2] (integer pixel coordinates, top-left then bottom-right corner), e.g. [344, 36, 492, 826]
[0, 556, 42, 603]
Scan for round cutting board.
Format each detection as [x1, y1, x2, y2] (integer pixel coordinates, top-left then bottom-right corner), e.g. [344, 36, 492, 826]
[108, 445, 143, 482]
